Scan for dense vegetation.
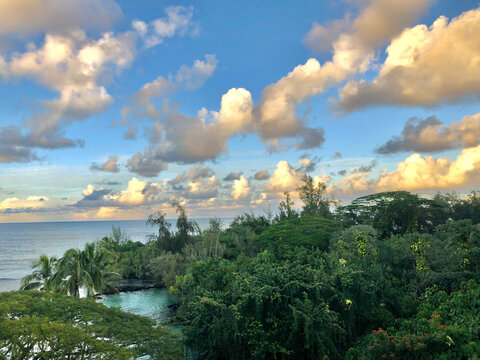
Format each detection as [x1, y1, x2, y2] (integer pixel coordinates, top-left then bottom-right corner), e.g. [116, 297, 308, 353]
[0, 291, 183, 359]
[10, 176, 480, 358]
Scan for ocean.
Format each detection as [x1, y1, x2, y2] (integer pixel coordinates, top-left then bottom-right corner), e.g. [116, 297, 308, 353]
[0, 218, 216, 292]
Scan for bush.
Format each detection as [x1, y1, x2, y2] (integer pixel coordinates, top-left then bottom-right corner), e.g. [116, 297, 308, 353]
[258, 216, 337, 251]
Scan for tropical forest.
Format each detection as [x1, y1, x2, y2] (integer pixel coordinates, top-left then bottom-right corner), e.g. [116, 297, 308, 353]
[2, 175, 480, 359]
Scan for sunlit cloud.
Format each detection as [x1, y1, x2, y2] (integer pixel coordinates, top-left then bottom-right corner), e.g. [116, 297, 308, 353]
[231, 175, 251, 201]
[329, 145, 480, 196]
[255, 0, 432, 149]
[337, 6, 480, 111]
[90, 156, 120, 173]
[0, 196, 51, 213]
[376, 113, 480, 154]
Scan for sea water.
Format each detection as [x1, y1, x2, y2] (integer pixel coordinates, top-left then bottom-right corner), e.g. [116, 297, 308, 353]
[0, 219, 214, 292]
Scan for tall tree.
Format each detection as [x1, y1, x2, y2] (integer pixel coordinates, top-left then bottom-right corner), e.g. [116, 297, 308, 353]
[53, 248, 94, 297]
[20, 255, 57, 291]
[147, 211, 175, 252]
[82, 242, 119, 294]
[275, 192, 299, 222]
[297, 174, 332, 218]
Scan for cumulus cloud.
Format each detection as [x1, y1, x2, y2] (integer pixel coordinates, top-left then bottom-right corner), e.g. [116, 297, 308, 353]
[113, 178, 164, 206]
[132, 6, 198, 48]
[127, 147, 168, 177]
[0, 195, 51, 213]
[76, 178, 165, 208]
[328, 146, 480, 196]
[96, 206, 119, 219]
[266, 161, 303, 194]
[0, 5, 201, 163]
[186, 175, 220, 199]
[78, 185, 112, 205]
[231, 175, 251, 201]
[255, 0, 431, 148]
[337, 6, 480, 111]
[223, 172, 242, 181]
[150, 112, 231, 163]
[90, 156, 120, 173]
[170, 164, 215, 185]
[131, 87, 253, 164]
[254, 170, 270, 181]
[265, 160, 331, 197]
[0, 0, 122, 36]
[358, 160, 377, 173]
[376, 113, 480, 154]
[125, 0, 431, 163]
[0, 30, 135, 160]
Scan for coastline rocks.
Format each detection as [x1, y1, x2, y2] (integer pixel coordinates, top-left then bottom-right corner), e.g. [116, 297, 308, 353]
[106, 279, 161, 294]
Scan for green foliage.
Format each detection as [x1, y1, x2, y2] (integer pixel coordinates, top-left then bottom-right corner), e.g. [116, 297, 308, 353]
[297, 174, 332, 218]
[220, 213, 269, 258]
[14, 190, 480, 359]
[52, 243, 119, 297]
[22, 242, 119, 297]
[0, 291, 183, 359]
[172, 249, 346, 359]
[20, 255, 57, 291]
[337, 191, 448, 238]
[347, 282, 480, 359]
[150, 252, 190, 288]
[274, 192, 299, 223]
[258, 216, 337, 251]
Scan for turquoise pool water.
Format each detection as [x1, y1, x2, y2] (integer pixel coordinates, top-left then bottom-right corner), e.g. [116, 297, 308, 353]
[100, 288, 176, 324]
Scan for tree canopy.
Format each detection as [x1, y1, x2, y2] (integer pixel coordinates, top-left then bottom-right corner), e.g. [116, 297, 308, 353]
[0, 291, 183, 359]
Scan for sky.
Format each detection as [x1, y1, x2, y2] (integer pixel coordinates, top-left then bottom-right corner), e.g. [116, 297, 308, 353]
[1, 0, 480, 222]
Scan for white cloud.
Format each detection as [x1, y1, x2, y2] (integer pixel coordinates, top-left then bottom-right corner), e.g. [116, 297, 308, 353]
[96, 206, 119, 219]
[110, 178, 164, 206]
[129, 87, 253, 164]
[255, 0, 432, 148]
[328, 145, 480, 196]
[187, 175, 220, 199]
[176, 54, 218, 90]
[266, 160, 303, 194]
[131, 55, 217, 121]
[231, 175, 251, 201]
[0, 196, 50, 213]
[0, 30, 135, 153]
[133, 6, 197, 48]
[337, 6, 480, 110]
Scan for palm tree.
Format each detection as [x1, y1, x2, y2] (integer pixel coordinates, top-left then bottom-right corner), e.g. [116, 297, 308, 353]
[20, 255, 57, 291]
[53, 243, 119, 297]
[53, 248, 95, 297]
[82, 242, 120, 294]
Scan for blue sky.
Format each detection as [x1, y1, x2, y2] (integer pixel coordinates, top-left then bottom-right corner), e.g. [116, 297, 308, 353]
[1, 0, 480, 222]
